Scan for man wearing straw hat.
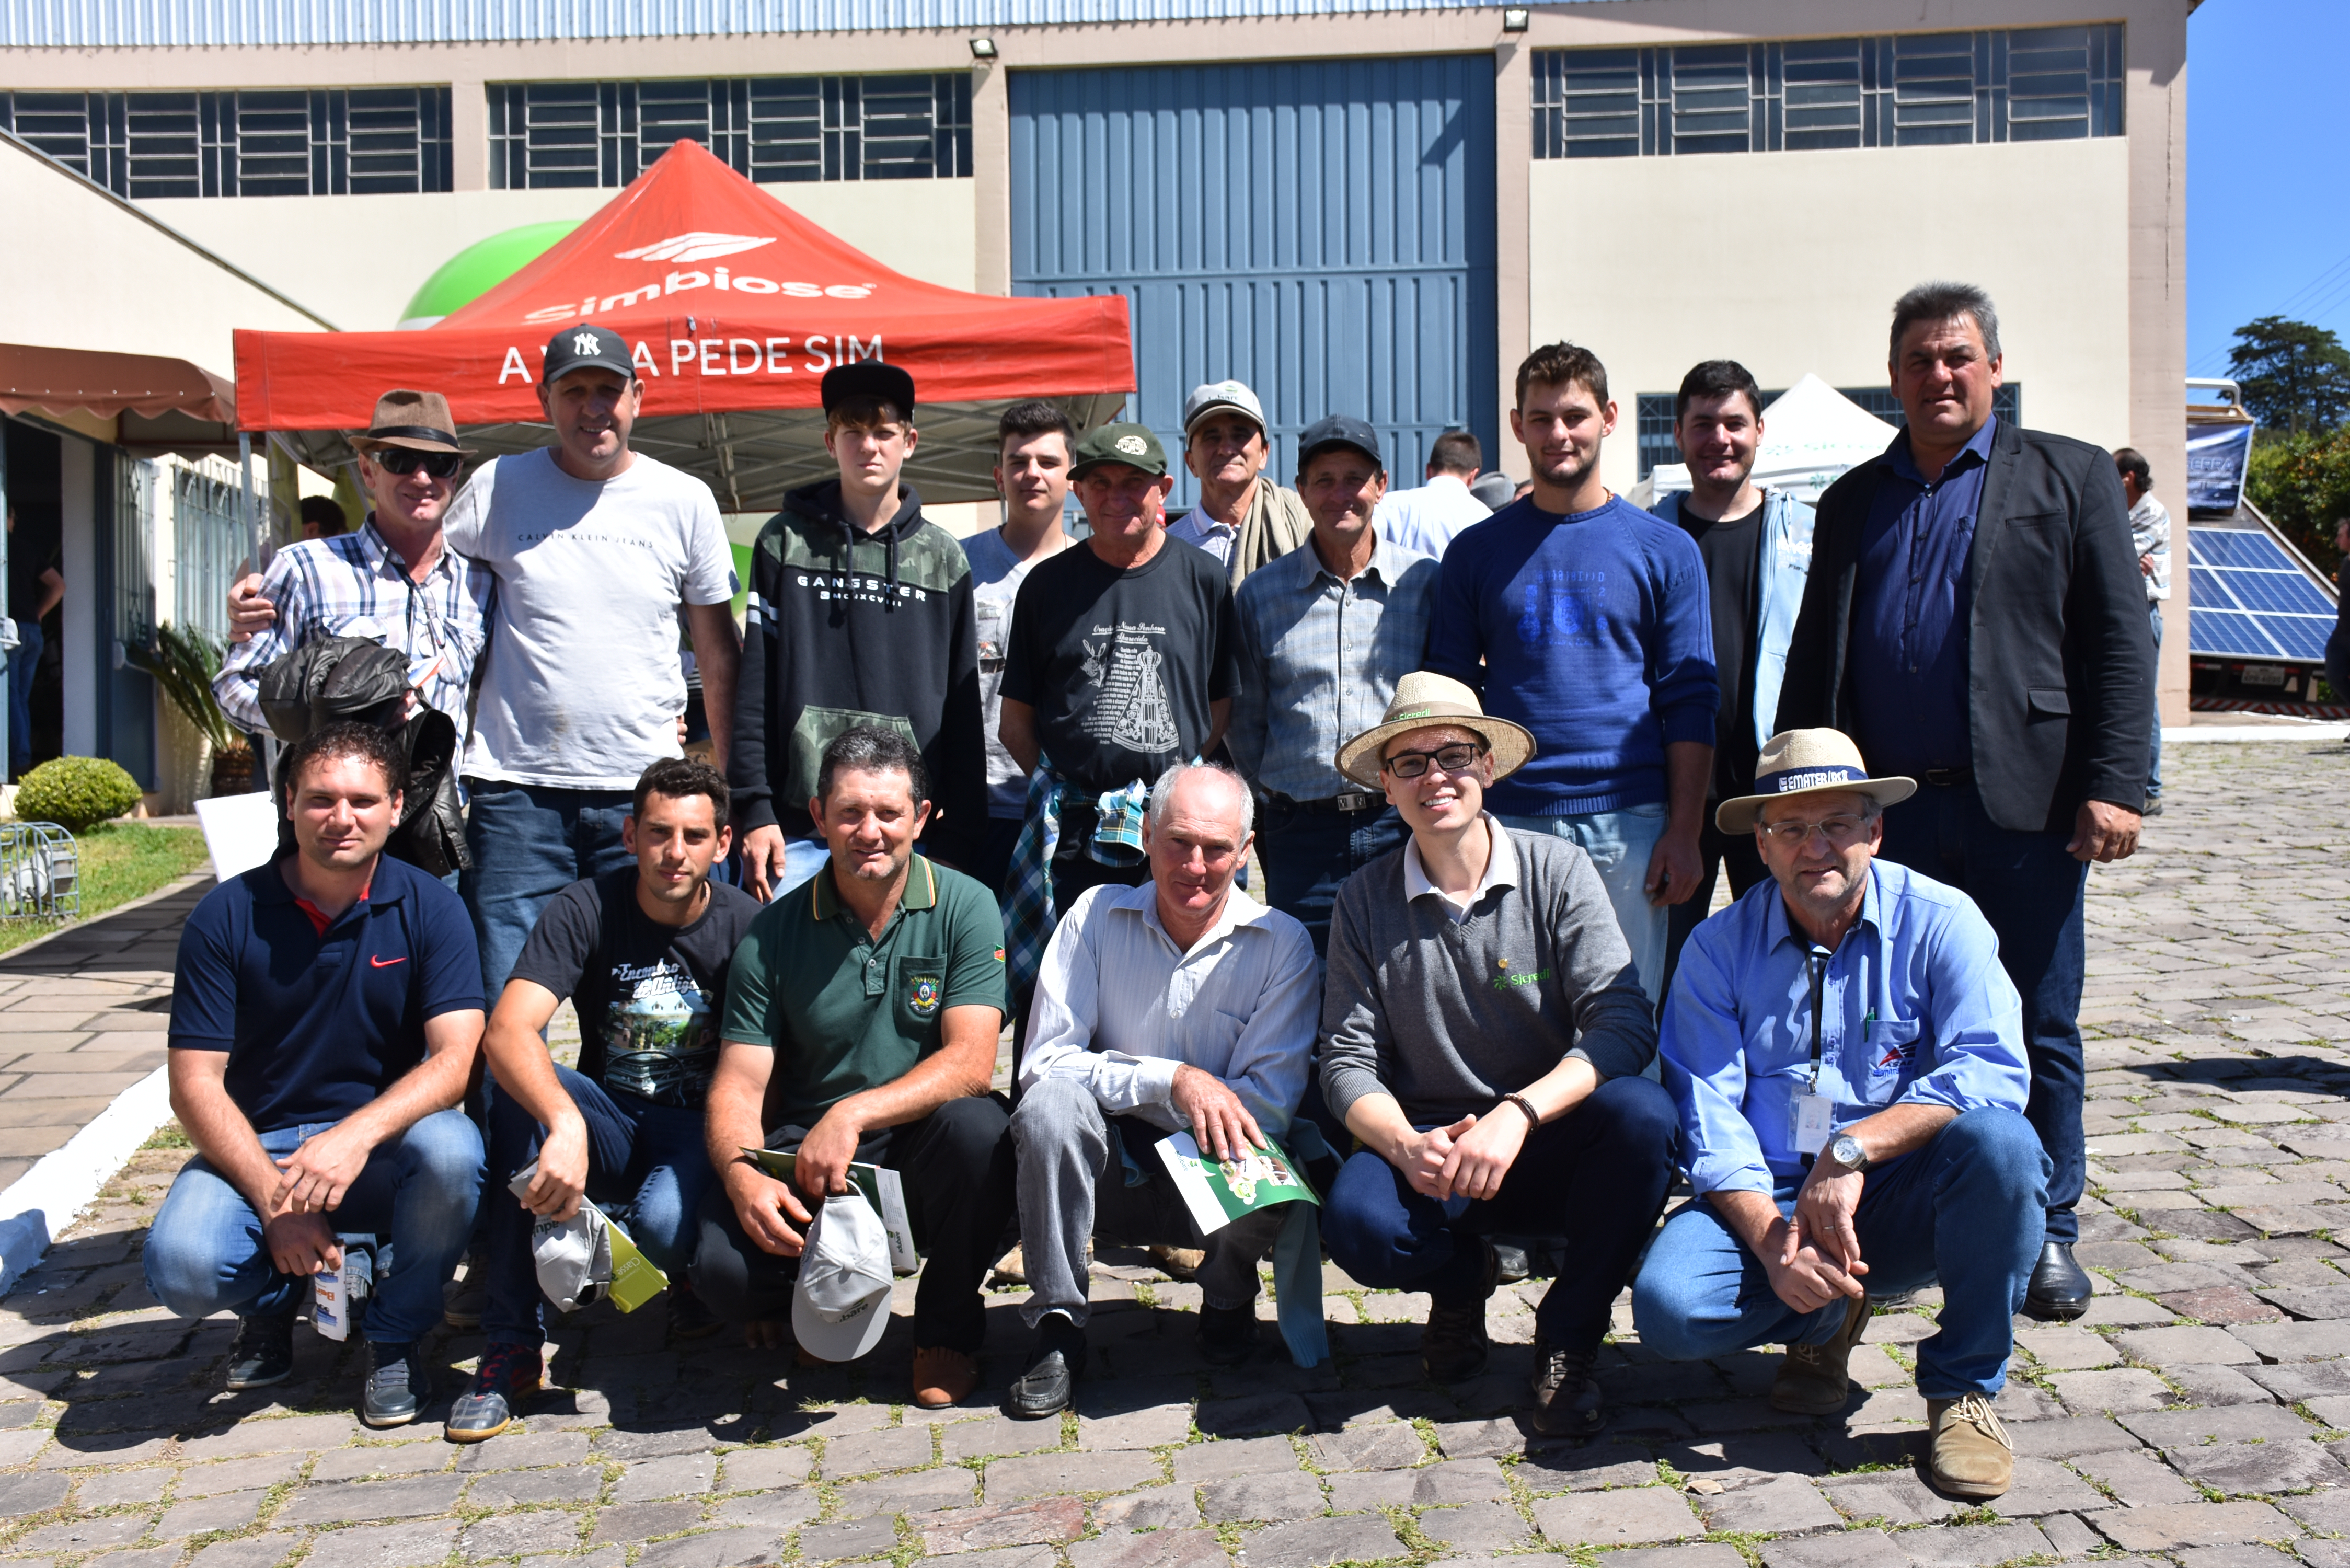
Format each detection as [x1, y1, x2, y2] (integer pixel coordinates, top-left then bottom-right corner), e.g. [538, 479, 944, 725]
[1318, 673, 1676, 1437]
[1634, 727, 2043, 1502]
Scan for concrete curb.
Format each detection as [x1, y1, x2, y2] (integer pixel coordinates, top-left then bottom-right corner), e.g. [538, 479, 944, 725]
[0, 1065, 172, 1297]
[0, 871, 213, 968]
[2164, 723, 2350, 743]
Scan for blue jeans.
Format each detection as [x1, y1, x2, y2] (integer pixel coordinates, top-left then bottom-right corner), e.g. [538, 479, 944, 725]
[1876, 786, 2088, 1243]
[461, 779, 638, 997]
[1255, 800, 1408, 960]
[1633, 1108, 2048, 1398]
[775, 834, 831, 900]
[144, 1109, 485, 1344]
[7, 617, 41, 778]
[1499, 802, 1669, 1008]
[483, 1065, 715, 1345]
[1322, 1075, 1679, 1355]
[2147, 605, 2163, 800]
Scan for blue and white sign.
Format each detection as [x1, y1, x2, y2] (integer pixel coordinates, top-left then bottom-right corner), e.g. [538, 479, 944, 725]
[2187, 420, 2255, 513]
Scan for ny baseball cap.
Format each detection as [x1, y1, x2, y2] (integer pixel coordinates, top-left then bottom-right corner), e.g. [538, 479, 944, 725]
[791, 1195, 896, 1363]
[542, 324, 636, 385]
[1068, 422, 1169, 480]
[822, 361, 916, 421]
[1181, 379, 1267, 436]
[1297, 413, 1384, 472]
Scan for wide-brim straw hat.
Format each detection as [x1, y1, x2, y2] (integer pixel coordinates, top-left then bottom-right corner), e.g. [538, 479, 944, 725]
[349, 389, 477, 456]
[1715, 728, 1916, 835]
[1334, 671, 1536, 791]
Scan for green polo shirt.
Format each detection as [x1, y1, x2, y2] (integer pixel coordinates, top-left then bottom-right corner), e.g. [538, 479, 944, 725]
[720, 855, 1007, 1131]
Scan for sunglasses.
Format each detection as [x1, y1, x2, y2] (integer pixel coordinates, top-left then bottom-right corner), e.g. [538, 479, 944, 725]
[1382, 741, 1489, 780]
[372, 448, 464, 480]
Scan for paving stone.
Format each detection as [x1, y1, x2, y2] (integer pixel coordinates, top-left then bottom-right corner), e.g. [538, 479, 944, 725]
[308, 1442, 454, 1483]
[719, 1445, 816, 1490]
[467, 1468, 605, 1508]
[1194, 1393, 1310, 1437]
[941, 1416, 1066, 1461]
[1534, 1488, 1703, 1547]
[2167, 1439, 2350, 1494]
[1430, 1419, 1528, 1461]
[85, 1548, 185, 1568]
[1065, 1529, 1228, 1568]
[1303, 1423, 1425, 1472]
[278, 1473, 468, 1525]
[2249, 1362, 2350, 1403]
[1819, 1472, 1964, 1526]
[2076, 1448, 2206, 1506]
[2231, 1322, 2350, 1362]
[1093, 1486, 1201, 1533]
[2257, 1286, 2350, 1320]
[833, 1465, 976, 1519]
[592, 1428, 716, 1460]
[1418, 1502, 1534, 1551]
[634, 1528, 773, 1568]
[453, 1430, 592, 1472]
[2169, 1362, 2278, 1405]
[157, 1490, 267, 1539]
[986, 1449, 1159, 1500]
[463, 1512, 588, 1558]
[2123, 1403, 2316, 1446]
[77, 1471, 170, 1507]
[2020, 1327, 2120, 1369]
[1899, 1523, 2053, 1567]
[2047, 1368, 2173, 1413]
[1758, 1529, 1908, 1568]
[798, 1516, 902, 1562]
[1200, 1469, 1322, 1523]
[2115, 1325, 2261, 1365]
[2036, 1513, 2107, 1559]
[0, 1471, 70, 1512]
[612, 1451, 717, 1503]
[1239, 1514, 1403, 1568]
[914, 1496, 1086, 1555]
[176, 1456, 310, 1496]
[823, 1424, 934, 1475]
[308, 1519, 461, 1568]
[176, 1413, 362, 1459]
[1325, 1459, 1508, 1511]
[2178, 1548, 2304, 1568]
[1982, 1457, 2110, 1518]
[1076, 1401, 1194, 1451]
[588, 1501, 705, 1544]
[1696, 1474, 1841, 1535]
[1516, 1440, 1658, 1492]
[2092, 1501, 2302, 1550]
[1600, 1549, 1752, 1568]
[15, 1513, 155, 1553]
[1170, 1436, 1300, 1484]
[186, 1533, 300, 1568]
[709, 1486, 820, 1533]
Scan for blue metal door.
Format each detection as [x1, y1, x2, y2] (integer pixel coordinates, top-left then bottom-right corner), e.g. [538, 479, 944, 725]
[1010, 57, 1497, 509]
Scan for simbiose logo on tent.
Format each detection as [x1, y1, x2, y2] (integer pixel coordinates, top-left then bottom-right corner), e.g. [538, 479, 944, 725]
[501, 230, 885, 385]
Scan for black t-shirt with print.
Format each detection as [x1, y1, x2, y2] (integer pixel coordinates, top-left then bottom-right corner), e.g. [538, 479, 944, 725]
[1675, 501, 1766, 804]
[510, 868, 761, 1108]
[1000, 535, 1240, 798]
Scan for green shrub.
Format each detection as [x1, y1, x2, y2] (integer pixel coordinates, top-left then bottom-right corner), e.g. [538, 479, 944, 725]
[12, 756, 144, 832]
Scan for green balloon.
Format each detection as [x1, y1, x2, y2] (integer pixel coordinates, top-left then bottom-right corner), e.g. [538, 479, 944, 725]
[399, 221, 581, 328]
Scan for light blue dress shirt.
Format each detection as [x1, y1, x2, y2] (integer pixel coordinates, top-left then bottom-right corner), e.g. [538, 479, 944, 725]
[1658, 856, 2027, 1196]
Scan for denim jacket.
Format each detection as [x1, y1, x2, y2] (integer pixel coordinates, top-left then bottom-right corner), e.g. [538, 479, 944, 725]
[1649, 488, 1814, 753]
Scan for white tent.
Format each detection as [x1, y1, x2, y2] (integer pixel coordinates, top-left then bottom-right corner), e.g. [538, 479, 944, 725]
[1630, 373, 1900, 508]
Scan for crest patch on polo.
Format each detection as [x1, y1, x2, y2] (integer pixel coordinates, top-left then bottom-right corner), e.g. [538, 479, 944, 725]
[908, 975, 943, 1016]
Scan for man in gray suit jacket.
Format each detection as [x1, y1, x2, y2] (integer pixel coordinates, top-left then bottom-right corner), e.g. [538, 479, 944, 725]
[1775, 281, 2153, 1324]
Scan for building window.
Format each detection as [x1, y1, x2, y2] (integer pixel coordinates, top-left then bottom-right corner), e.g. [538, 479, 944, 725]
[488, 74, 973, 190]
[0, 88, 452, 197]
[1535, 25, 2122, 159]
[1632, 385, 2023, 479]
[171, 460, 248, 644]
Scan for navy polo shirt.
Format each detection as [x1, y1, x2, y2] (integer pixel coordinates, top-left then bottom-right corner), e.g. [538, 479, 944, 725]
[169, 854, 483, 1133]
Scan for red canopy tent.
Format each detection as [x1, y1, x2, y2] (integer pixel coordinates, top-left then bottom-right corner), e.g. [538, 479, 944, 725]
[234, 139, 1134, 508]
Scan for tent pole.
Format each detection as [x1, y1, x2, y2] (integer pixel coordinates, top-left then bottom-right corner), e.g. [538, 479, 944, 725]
[238, 432, 259, 570]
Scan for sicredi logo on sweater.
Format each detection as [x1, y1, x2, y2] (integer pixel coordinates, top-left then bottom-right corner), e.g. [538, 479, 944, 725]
[1492, 958, 1555, 991]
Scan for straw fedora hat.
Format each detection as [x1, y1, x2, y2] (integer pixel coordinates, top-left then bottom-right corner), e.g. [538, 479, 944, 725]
[349, 389, 476, 456]
[1715, 729, 1916, 835]
[1334, 672, 1536, 790]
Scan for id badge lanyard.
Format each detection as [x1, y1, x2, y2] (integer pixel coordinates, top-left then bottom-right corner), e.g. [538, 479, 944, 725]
[1792, 945, 1835, 1158]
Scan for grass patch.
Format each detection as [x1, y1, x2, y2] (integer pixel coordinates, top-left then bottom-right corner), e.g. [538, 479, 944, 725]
[140, 1122, 191, 1151]
[0, 822, 209, 956]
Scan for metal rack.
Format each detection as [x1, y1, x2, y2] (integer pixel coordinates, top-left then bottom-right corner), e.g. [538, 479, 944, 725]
[0, 823, 80, 921]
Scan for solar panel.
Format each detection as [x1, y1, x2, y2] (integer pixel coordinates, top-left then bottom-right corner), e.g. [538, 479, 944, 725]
[2186, 528, 2337, 663]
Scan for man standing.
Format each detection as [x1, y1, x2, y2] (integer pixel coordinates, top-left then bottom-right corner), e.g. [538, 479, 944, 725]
[1165, 380, 1312, 586]
[146, 722, 485, 1428]
[439, 326, 743, 995]
[733, 363, 986, 900]
[694, 727, 1015, 1410]
[1319, 675, 1675, 1434]
[1777, 282, 2151, 1321]
[1636, 728, 2043, 1502]
[1650, 362, 1815, 991]
[967, 402, 1076, 896]
[1373, 429, 1491, 559]
[220, 390, 492, 736]
[449, 757, 759, 1441]
[1007, 763, 1318, 1416]
[1425, 342, 1718, 1007]
[1229, 416, 1438, 956]
[2115, 448, 2170, 816]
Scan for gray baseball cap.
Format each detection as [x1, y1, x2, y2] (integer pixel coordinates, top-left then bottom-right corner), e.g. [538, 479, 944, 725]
[1181, 379, 1267, 436]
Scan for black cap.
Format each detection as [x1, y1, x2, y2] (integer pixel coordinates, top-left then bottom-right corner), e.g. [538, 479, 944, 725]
[541, 324, 635, 385]
[1297, 414, 1384, 472]
[822, 361, 916, 421]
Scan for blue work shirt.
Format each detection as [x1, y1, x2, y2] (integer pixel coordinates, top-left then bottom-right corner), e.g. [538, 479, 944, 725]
[1849, 416, 1998, 777]
[169, 854, 484, 1133]
[1658, 856, 2026, 1196]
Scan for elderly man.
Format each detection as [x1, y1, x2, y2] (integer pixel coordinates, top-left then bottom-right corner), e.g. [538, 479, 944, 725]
[1634, 729, 2044, 1502]
[1777, 283, 2151, 1320]
[1007, 763, 1318, 1416]
[1319, 674, 1675, 1435]
[1372, 429, 1491, 559]
[1229, 414, 1439, 956]
[1165, 379, 1312, 586]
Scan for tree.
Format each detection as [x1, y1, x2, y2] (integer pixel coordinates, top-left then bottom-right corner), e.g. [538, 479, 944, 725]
[2244, 429, 2350, 581]
[2227, 316, 2350, 434]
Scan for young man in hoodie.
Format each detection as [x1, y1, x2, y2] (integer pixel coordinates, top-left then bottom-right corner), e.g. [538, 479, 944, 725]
[733, 363, 988, 901]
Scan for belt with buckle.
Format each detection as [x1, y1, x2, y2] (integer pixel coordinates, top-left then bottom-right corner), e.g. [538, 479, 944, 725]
[1272, 790, 1382, 815]
[1921, 767, 1973, 788]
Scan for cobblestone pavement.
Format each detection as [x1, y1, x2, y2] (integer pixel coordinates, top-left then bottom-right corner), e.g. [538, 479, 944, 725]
[2, 740, 2349, 1568]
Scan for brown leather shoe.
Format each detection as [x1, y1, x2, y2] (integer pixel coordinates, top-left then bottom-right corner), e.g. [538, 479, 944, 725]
[1769, 1293, 1872, 1415]
[912, 1346, 978, 1409]
[1148, 1244, 1204, 1280]
[1927, 1392, 2014, 1499]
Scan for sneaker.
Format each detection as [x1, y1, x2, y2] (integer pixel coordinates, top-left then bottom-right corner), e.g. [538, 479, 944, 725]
[442, 1254, 488, 1331]
[1196, 1301, 1258, 1367]
[224, 1312, 295, 1390]
[361, 1340, 430, 1428]
[1927, 1391, 2014, 1499]
[445, 1342, 544, 1443]
[2142, 798, 2164, 817]
[1529, 1334, 1603, 1436]
[1420, 1240, 1499, 1382]
[1770, 1294, 1873, 1415]
[668, 1283, 722, 1341]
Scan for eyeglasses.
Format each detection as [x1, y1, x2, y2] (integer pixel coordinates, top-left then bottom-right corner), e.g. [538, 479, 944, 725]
[1383, 741, 1488, 779]
[372, 449, 464, 480]
[1759, 814, 1870, 849]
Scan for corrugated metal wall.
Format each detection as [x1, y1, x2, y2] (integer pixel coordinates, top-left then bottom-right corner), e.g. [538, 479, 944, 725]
[1009, 57, 1497, 509]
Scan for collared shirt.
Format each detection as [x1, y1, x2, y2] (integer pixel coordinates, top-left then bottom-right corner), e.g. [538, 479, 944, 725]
[1373, 474, 1491, 558]
[2129, 493, 2172, 603]
[1166, 510, 1239, 569]
[1849, 417, 1999, 777]
[214, 519, 493, 735]
[1401, 813, 1518, 924]
[718, 855, 1007, 1132]
[1228, 532, 1439, 801]
[1021, 879, 1318, 1136]
[1657, 857, 2028, 1197]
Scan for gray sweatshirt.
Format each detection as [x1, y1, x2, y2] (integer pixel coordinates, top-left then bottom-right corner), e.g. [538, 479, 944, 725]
[1319, 828, 1657, 1126]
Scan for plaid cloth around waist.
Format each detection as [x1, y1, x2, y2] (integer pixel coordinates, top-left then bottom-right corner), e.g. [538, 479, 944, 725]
[999, 763, 1162, 998]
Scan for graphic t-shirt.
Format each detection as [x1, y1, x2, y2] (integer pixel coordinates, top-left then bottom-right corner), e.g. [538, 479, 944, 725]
[963, 526, 1061, 820]
[999, 536, 1239, 798]
[510, 868, 761, 1108]
[1674, 501, 1765, 803]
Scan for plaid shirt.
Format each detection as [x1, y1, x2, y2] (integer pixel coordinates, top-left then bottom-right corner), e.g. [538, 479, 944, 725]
[214, 520, 493, 735]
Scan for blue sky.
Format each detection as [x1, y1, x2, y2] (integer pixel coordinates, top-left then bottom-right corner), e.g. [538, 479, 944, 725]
[2188, 0, 2350, 379]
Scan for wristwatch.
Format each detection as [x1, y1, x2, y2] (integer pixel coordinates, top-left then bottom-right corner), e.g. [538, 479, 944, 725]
[1827, 1132, 1872, 1174]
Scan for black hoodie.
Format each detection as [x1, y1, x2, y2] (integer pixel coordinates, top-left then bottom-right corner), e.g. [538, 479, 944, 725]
[730, 479, 985, 864]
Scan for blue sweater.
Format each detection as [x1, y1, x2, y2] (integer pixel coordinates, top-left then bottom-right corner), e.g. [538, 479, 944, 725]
[1425, 493, 1718, 816]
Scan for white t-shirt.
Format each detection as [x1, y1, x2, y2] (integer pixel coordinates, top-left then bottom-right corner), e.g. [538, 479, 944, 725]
[444, 447, 738, 790]
[964, 525, 1056, 818]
